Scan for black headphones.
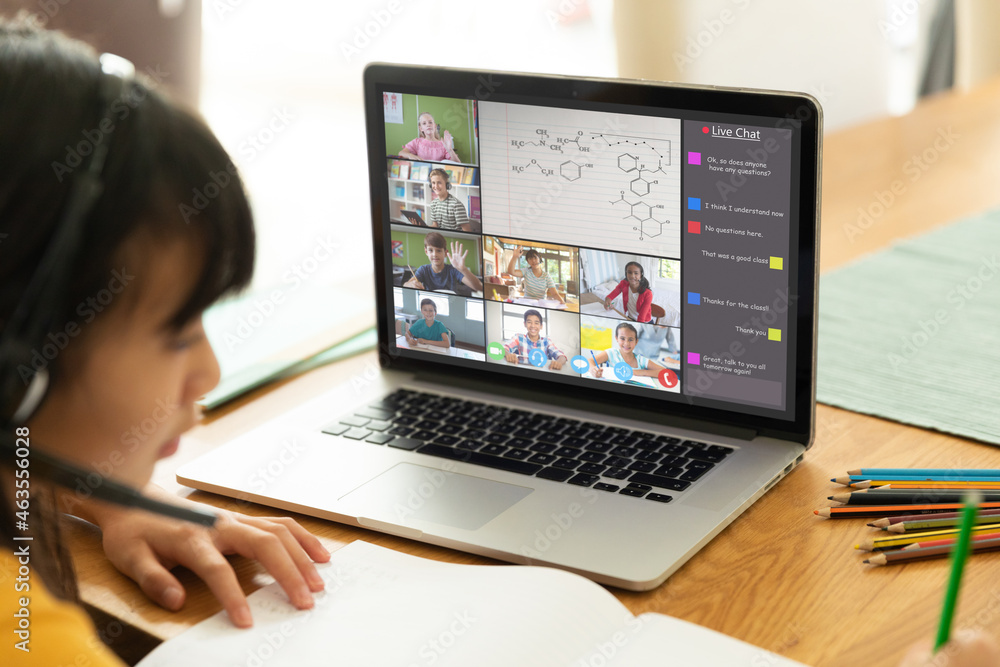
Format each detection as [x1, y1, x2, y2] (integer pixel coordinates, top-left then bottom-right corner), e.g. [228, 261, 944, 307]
[428, 168, 452, 190]
[0, 53, 215, 527]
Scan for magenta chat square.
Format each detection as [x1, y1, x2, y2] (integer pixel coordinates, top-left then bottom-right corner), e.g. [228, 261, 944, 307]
[687, 352, 700, 365]
[688, 152, 701, 165]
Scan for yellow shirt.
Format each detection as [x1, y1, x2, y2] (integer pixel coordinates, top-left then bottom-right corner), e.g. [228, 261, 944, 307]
[1, 547, 124, 666]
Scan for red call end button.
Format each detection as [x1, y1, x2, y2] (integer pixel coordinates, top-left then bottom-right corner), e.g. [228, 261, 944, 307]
[658, 368, 679, 389]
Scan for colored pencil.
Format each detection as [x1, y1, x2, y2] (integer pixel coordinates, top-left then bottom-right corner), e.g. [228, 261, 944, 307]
[868, 507, 1000, 528]
[935, 493, 980, 651]
[814, 502, 1000, 518]
[875, 482, 1000, 490]
[901, 531, 1000, 551]
[833, 475, 1000, 485]
[855, 524, 1000, 551]
[864, 537, 1000, 566]
[830, 491, 1000, 506]
[849, 468, 1000, 477]
[885, 515, 1000, 533]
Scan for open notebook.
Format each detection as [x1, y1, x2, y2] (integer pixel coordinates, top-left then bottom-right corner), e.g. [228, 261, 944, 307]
[137, 541, 807, 666]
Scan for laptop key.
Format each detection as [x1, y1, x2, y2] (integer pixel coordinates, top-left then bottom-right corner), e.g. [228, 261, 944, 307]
[340, 415, 371, 427]
[393, 415, 419, 426]
[480, 444, 508, 456]
[577, 463, 606, 475]
[321, 423, 351, 436]
[438, 424, 463, 436]
[507, 437, 533, 449]
[594, 482, 620, 492]
[483, 433, 511, 445]
[579, 451, 606, 463]
[457, 439, 482, 450]
[687, 460, 713, 471]
[619, 487, 647, 497]
[646, 493, 673, 503]
[627, 472, 691, 492]
[411, 430, 437, 441]
[529, 442, 557, 453]
[387, 436, 423, 450]
[365, 433, 394, 445]
[610, 435, 638, 447]
[536, 467, 574, 482]
[528, 453, 556, 465]
[654, 465, 684, 478]
[433, 435, 460, 446]
[552, 457, 580, 470]
[636, 450, 663, 463]
[605, 468, 630, 480]
[635, 438, 660, 451]
[356, 407, 395, 421]
[504, 448, 532, 460]
[561, 436, 589, 448]
[343, 427, 372, 440]
[537, 432, 564, 445]
[604, 456, 630, 469]
[687, 450, 726, 463]
[568, 473, 600, 487]
[365, 420, 392, 432]
[627, 461, 657, 473]
[417, 444, 542, 475]
[584, 442, 611, 453]
[680, 468, 709, 482]
[389, 425, 414, 436]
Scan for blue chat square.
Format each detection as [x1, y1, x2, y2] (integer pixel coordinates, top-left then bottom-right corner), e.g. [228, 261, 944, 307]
[687, 197, 701, 210]
[687, 292, 701, 305]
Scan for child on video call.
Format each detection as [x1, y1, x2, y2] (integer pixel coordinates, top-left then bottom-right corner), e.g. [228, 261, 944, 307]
[399, 111, 461, 162]
[405, 298, 450, 348]
[604, 261, 653, 323]
[427, 168, 470, 231]
[589, 322, 665, 378]
[506, 246, 565, 304]
[404, 232, 483, 293]
[503, 309, 568, 371]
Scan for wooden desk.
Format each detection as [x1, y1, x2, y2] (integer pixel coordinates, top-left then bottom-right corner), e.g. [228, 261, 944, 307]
[70, 77, 1000, 666]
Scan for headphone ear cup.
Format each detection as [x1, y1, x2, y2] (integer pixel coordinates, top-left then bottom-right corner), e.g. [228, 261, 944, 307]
[446, 182, 451, 190]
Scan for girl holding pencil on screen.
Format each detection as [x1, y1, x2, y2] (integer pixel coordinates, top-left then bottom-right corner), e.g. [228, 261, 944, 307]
[588, 322, 665, 378]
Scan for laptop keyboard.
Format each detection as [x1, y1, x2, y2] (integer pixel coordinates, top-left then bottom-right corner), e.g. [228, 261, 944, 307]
[321, 389, 734, 503]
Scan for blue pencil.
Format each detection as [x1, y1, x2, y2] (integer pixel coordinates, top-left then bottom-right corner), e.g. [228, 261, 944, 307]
[850, 469, 1000, 477]
[590, 350, 602, 368]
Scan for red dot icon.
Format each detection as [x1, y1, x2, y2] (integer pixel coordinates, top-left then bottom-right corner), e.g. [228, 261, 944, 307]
[658, 368, 679, 389]
[702, 126, 709, 134]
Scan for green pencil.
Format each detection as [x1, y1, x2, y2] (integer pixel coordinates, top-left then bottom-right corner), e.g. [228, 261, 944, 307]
[934, 491, 982, 651]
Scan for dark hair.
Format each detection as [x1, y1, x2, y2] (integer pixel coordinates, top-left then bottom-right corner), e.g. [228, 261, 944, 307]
[423, 231, 447, 250]
[624, 261, 649, 294]
[523, 249, 540, 262]
[523, 309, 542, 324]
[0, 18, 255, 598]
[615, 322, 639, 339]
[419, 298, 436, 311]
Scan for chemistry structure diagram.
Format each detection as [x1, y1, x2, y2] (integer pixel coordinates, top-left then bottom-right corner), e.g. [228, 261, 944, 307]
[509, 129, 673, 241]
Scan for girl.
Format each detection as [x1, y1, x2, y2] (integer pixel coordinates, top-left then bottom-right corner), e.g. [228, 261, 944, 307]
[604, 261, 654, 323]
[589, 322, 665, 379]
[405, 298, 450, 348]
[506, 246, 565, 304]
[1, 20, 328, 665]
[399, 112, 461, 162]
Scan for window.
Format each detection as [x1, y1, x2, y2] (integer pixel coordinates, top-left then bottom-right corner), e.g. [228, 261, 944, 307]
[393, 287, 403, 308]
[466, 300, 484, 321]
[658, 259, 679, 279]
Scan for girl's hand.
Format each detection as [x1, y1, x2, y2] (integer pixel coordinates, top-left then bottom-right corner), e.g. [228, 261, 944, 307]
[90, 486, 330, 628]
[603, 298, 612, 310]
[591, 366, 603, 378]
[504, 352, 518, 364]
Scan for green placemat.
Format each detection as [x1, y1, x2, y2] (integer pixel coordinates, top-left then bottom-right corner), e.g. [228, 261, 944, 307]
[817, 209, 1000, 444]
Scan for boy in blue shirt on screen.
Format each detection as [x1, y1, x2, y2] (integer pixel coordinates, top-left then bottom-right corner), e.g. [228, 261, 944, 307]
[404, 232, 483, 294]
[405, 298, 450, 348]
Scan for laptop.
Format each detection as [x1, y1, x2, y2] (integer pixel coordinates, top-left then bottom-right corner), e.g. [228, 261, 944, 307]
[178, 64, 822, 591]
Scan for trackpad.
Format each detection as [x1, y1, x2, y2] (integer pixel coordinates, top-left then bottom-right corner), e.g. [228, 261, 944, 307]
[338, 463, 533, 531]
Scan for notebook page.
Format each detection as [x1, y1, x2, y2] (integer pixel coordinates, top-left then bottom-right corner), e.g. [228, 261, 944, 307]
[138, 540, 635, 666]
[597, 613, 809, 666]
[479, 101, 681, 258]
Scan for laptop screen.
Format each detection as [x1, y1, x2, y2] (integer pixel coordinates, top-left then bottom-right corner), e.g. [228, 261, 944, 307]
[365, 66, 820, 440]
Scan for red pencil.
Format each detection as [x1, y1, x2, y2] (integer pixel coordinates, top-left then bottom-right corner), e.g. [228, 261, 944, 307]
[867, 507, 1000, 527]
[901, 531, 1000, 550]
[814, 502, 1000, 519]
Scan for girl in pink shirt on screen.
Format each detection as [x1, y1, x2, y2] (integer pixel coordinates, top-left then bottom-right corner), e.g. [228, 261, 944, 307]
[399, 112, 461, 162]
